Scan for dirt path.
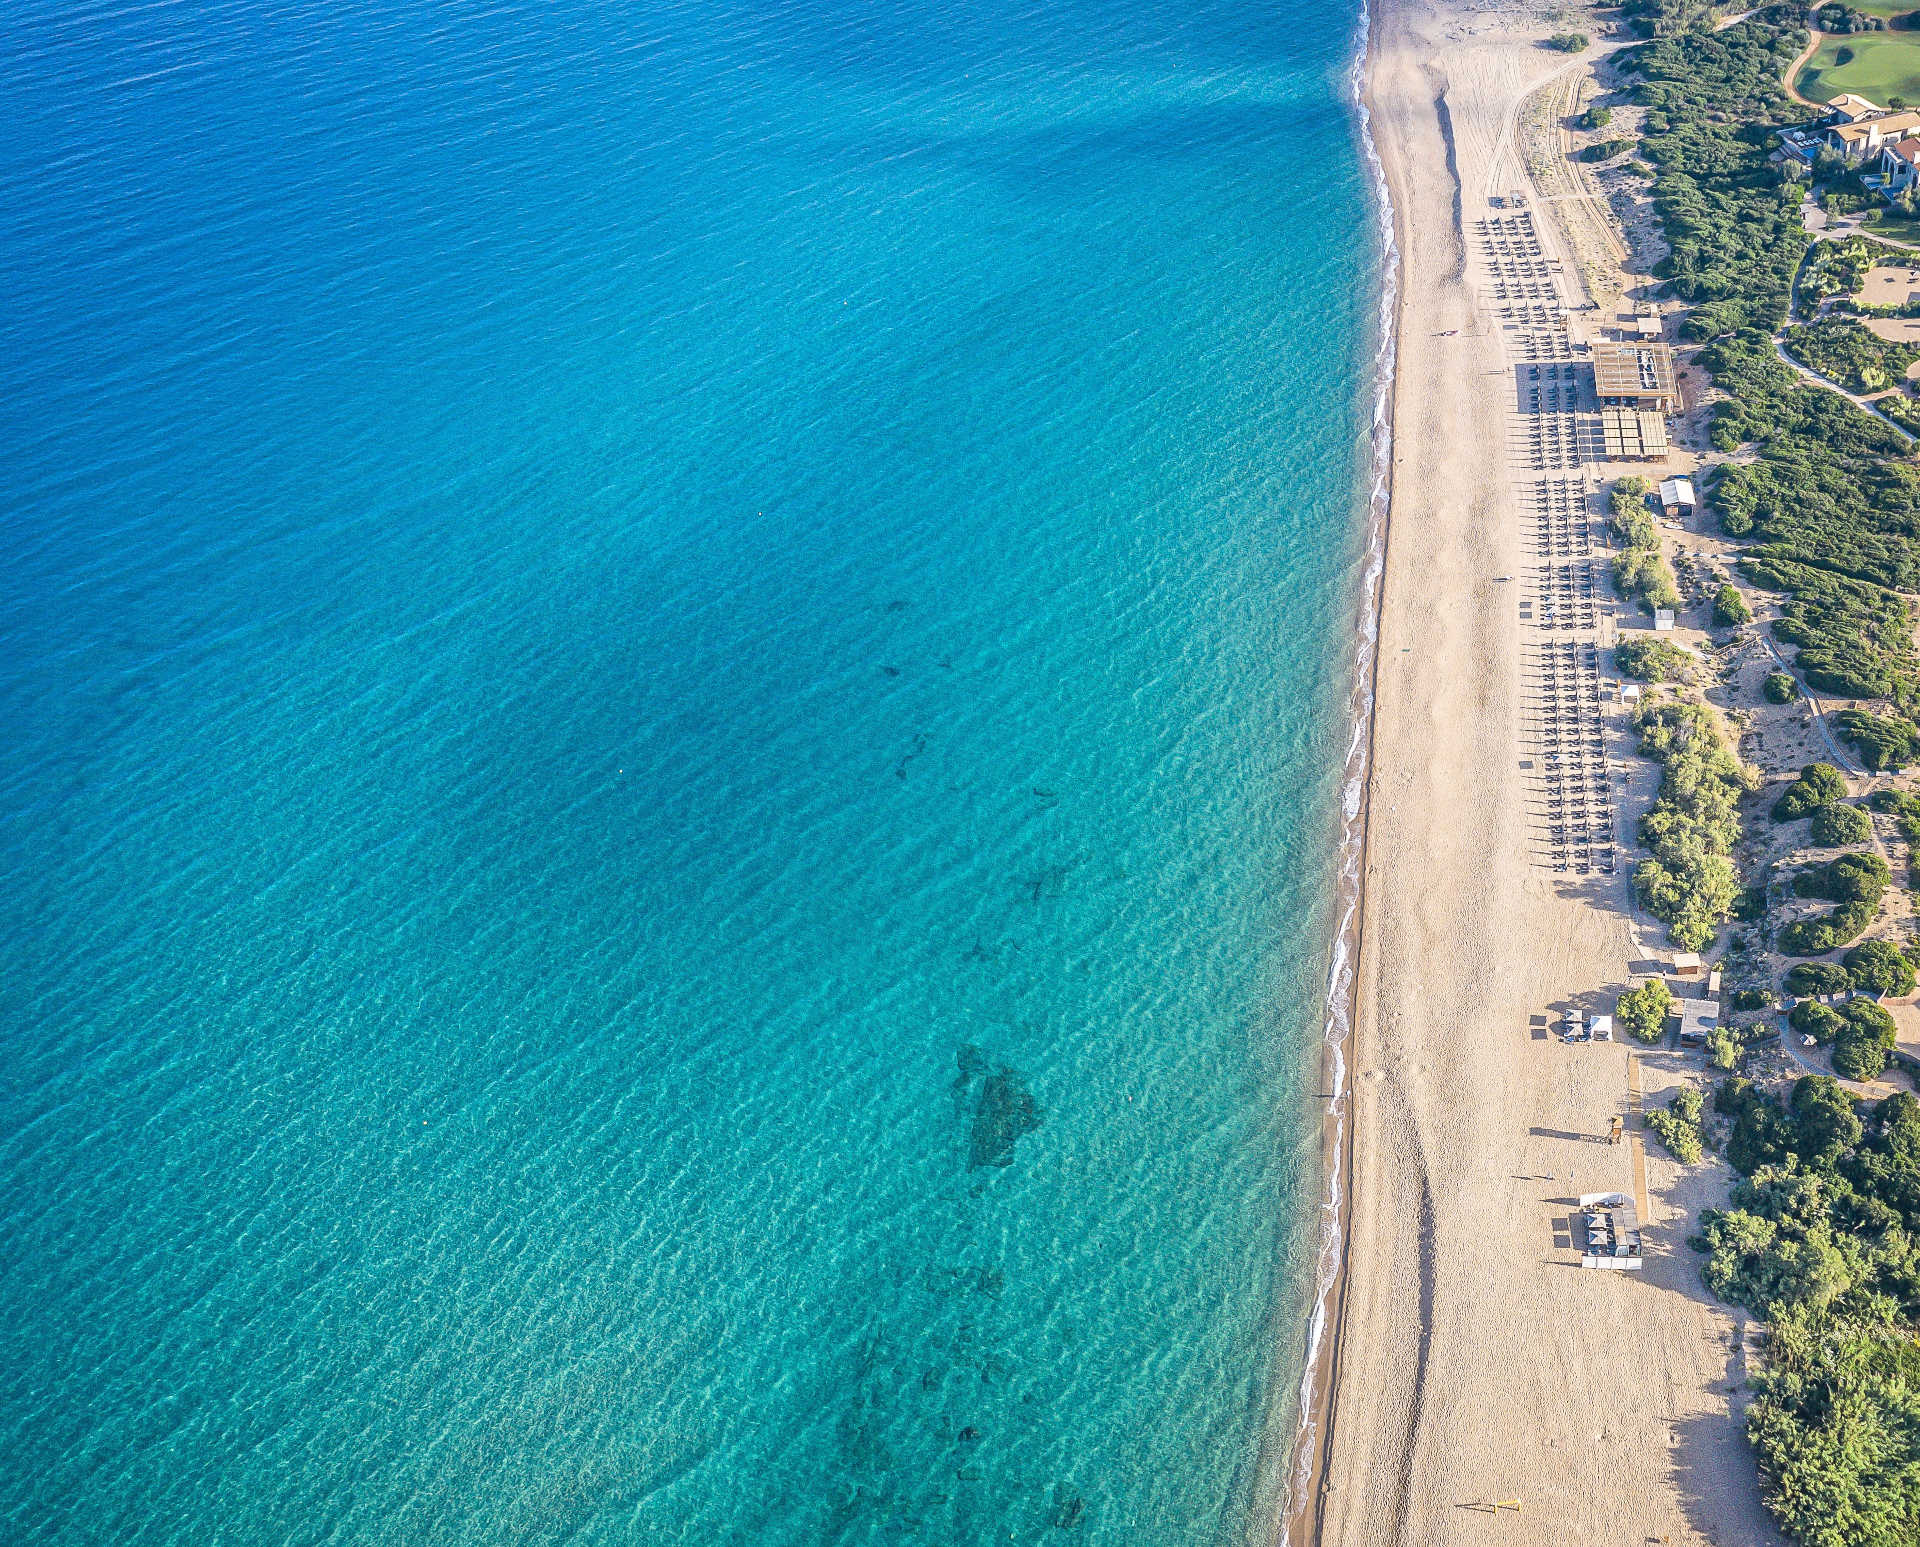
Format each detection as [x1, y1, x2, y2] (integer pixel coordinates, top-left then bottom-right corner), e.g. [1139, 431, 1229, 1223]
[1784, 26, 1823, 108]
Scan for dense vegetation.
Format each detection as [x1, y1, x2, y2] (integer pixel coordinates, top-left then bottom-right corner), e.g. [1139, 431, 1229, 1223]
[1632, 14, 1920, 1538]
[1631, 19, 1920, 713]
[1630, 697, 1754, 947]
[1835, 707, 1920, 770]
[1775, 762, 1850, 822]
[1616, 636, 1694, 680]
[1811, 800, 1874, 845]
[1766, 669, 1803, 702]
[1714, 582, 1753, 625]
[1698, 1079, 1920, 1545]
[1547, 31, 1590, 52]
[1610, 477, 1683, 612]
[1618, 976, 1673, 1043]
[1779, 849, 1888, 955]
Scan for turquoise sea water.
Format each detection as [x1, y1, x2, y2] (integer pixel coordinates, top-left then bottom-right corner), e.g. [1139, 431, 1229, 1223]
[0, 1, 1376, 1542]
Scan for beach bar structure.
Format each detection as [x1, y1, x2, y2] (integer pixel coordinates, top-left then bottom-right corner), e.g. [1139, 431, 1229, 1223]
[1599, 404, 1669, 461]
[1658, 476, 1696, 517]
[1674, 999, 1720, 1048]
[1578, 1191, 1644, 1271]
[1593, 341, 1680, 415]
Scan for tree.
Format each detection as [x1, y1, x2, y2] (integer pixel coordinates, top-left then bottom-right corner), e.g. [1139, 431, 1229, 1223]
[1793, 1077, 1864, 1163]
[1715, 584, 1753, 625]
[1834, 1000, 1898, 1082]
[1792, 999, 1847, 1044]
[1811, 802, 1873, 846]
[1844, 939, 1916, 997]
[1619, 978, 1673, 1043]
[1775, 764, 1849, 822]
[1788, 960, 1854, 998]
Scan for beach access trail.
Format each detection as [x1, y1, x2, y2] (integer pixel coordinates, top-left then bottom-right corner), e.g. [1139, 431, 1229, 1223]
[1306, 3, 1785, 1542]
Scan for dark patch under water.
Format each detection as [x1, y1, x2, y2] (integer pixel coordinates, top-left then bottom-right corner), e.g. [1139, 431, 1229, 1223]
[953, 1044, 1043, 1169]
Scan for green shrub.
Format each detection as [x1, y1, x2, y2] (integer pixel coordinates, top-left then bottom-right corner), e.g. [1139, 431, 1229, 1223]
[1616, 637, 1693, 682]
[1833, 999, 1897, 1081]
[1773, 763, 1849, 822]
[1787, 960, 1853, 998]
[1763, 671, 1800, 703]
[1791, 998, 1846, 1044]
[1582, 138, 1635, 162]
[1731, 986, 1773, 1011]
[1781, 317, 1920, 395]
[1778, 900, 1880, 956]
[1810, 801, 1873, 846]
[1835, 708, 1920, 772]
[1619, 978, 1673, 1044]
[1630, 698, 1753, 947]
[1616, 547, 1684, 613]
[1844, 938, 1916, 996]
[1713, 584, 1752, 626]
[1546, 32, 1589, 52]
[1747, 1311, 1920, 1547]
[1706, 1026, 1742, 1069]
[1582, 104, 1613, 130]
[1648, 1099, 1707, 1162]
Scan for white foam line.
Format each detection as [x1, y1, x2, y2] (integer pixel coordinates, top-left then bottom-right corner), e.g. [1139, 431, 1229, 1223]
[1274, 1, 1397, 1539]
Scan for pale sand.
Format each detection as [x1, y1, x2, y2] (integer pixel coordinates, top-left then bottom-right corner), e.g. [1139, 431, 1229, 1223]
[1307, 4, 1787, 1542]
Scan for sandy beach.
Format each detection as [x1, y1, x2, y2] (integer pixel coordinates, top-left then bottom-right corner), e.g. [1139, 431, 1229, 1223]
[1298, 3, 1791, 1542]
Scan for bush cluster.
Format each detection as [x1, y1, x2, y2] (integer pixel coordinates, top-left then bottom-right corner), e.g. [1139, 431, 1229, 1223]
[1764, 670, 1801, 703]
[1610, 478, 1683, 613]
[1810, 801, 1872, 846]
[1630, 698, 1753, 947]
[1781, 317, 1920, 396]
[1835, 708, 1920, 771]
[1700, 1073, 1920, 1547]
[1616, 637, 1693, 681]
[1546, 31, 1589, 51]
[1786, 959, 1852, 998]
[1713, 583, 1752, 625]
[1773, 762, 1848, 822]
[1648, 1085, 1708, 1162]
[1618, 977, 1673, 1043]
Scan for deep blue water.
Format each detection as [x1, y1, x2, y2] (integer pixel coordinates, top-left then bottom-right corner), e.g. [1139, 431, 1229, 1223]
[0, 1, 1375, 1542]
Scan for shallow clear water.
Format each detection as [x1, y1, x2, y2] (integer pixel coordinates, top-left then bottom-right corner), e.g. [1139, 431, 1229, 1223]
[0, 0, 1375, 1541]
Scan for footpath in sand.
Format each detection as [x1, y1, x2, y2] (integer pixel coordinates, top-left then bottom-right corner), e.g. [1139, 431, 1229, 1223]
[1312, 5, 1783, 1544]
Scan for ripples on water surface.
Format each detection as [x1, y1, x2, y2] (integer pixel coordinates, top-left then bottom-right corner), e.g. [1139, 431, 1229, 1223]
[0, 0, 1374, 1540]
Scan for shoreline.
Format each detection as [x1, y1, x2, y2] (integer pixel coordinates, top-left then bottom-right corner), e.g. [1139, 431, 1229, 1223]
[1270, 0, 1400, 1539]
[1302, 5, 1790, 1543]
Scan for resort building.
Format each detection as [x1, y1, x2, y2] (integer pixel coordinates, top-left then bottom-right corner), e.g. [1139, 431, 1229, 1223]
[1578, 1192, 1644, 1272]
[1882, 137, 1920, 192]
[1828, 108, 1920, 163]
[1592, 341, 1680, 415]
[1599, 404, 1669, 460]
[1674, 999, 1720, 1048]
[1828, 92, 1885, 125]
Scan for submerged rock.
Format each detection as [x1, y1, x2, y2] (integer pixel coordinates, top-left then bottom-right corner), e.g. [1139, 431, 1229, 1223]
[969, 1066, 1042, 1169]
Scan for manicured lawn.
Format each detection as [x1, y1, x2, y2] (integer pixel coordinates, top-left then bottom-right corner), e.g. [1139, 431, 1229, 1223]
[1831, 0, 1919, 17]
[1862, 207, 1920, 241]
[1799, 33, 1920, 104]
